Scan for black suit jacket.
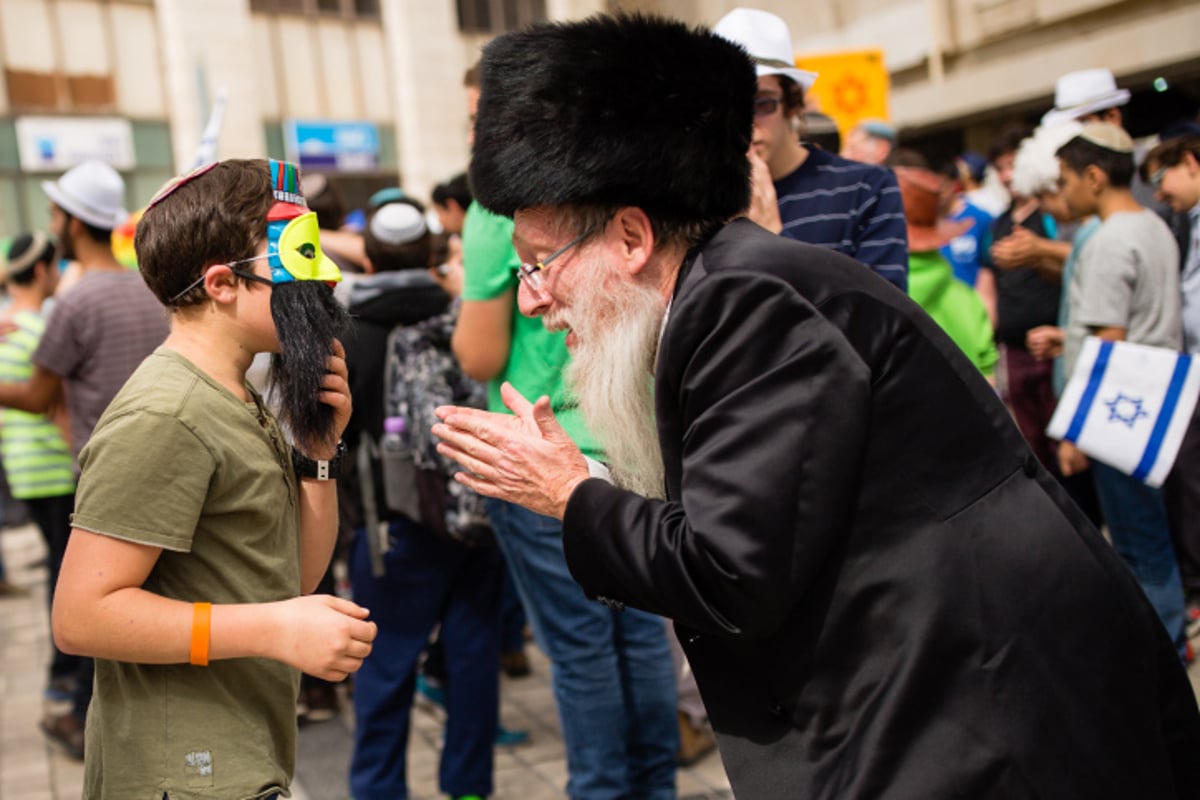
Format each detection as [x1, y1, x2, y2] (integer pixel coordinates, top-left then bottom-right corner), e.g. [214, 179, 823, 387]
[563, 220, 1200, 799]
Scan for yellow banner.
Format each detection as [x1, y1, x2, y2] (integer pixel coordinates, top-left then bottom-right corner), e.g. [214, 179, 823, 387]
[796, 49, 890, 136]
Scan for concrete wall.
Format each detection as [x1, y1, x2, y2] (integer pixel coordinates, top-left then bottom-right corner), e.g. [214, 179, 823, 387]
[0, 0, 1194, 229]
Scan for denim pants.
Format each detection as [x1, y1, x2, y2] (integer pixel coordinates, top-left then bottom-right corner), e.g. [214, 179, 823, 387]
[1091, 460, 1187, 657]
[487, 499, 678, 799]
[349, 518, 502, 800]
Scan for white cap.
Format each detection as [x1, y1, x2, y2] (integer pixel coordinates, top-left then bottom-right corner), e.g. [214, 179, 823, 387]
[41, 160, 127, 230]
[1042, 68, 1131, 126]
[713, 8, 817, 92]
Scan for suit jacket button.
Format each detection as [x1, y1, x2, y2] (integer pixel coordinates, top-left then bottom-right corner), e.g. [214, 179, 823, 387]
[769, 703, 785, 717]
[1023, 454, 1039, 477]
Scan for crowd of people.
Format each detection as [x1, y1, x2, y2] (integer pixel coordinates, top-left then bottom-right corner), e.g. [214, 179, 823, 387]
[0, 5, 1198, 799]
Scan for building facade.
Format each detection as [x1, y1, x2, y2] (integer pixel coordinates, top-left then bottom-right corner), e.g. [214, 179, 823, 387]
[0, 0, 1195, 239]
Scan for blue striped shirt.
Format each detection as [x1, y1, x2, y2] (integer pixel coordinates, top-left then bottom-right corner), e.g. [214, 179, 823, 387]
[774, 147, 908, 291]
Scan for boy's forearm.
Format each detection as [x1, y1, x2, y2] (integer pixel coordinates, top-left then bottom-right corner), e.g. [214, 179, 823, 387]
[297, 478, 339, 593]
[54, 586, 276, 664]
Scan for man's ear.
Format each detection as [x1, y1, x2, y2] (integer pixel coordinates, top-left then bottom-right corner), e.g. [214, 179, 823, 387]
[203, 264, 240, 304]
[611, 207, 655, 277]
[1084, 163, 1108, 193]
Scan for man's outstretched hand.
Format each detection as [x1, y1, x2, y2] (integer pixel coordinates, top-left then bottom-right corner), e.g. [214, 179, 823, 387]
[433, 382, 590, 519]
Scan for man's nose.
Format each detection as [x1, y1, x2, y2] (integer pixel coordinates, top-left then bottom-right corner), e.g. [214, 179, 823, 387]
[517, 279, 549, 318]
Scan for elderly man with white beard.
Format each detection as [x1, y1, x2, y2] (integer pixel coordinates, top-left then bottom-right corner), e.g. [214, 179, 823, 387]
[433, 13, 1200, 800]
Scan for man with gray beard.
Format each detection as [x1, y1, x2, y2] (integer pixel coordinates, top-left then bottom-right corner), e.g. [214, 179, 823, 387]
[553, 229, 666, 499]
[434, 13, 1200, 799]
[451, 63, 678, 800]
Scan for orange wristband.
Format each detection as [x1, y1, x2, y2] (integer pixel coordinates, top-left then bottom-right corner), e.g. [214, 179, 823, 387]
[189, 602, 212, 666]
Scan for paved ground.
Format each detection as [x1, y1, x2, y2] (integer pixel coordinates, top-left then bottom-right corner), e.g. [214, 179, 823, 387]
[6, 519, 1200, 800]
[0, 522, 731, 799]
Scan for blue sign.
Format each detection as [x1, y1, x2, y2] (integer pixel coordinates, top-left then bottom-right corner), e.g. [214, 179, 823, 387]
[284, 120, 379, 171]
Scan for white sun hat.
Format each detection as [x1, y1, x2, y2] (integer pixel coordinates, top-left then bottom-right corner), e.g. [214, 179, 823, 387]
[41, 160, 128, 230]
[713, 8, 818, 92]
[1042, 68, 1131, 127]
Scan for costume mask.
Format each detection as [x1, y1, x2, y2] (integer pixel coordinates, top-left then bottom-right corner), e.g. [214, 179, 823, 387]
[265, 160, 341, 285]
[262, 160, 349, 456]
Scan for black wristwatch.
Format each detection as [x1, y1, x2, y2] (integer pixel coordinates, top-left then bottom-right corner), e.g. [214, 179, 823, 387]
[291, 440, 346, 480]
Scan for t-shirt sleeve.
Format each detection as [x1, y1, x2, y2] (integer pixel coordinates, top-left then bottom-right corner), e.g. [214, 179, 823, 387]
[72, 410, 215, 551]
[32, 294, 82, 378]
[460, 203, 521, 302]
[1076, 229, 1137, 329]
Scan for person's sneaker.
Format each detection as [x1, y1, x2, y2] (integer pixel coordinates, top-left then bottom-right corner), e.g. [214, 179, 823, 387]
[300, 682, 340, 723]
[676, 711, 716, 766]
[494, 725, 529, 747]
[0, 578, 27, 597]
[40, 710, 85, 761]
[43, 675, 75, 703]
[500, 649, 531, 678]
[1185, 598, 1200, 639]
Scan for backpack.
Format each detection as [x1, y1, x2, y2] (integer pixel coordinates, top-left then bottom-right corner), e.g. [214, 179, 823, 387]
[360, 306, 493, 558]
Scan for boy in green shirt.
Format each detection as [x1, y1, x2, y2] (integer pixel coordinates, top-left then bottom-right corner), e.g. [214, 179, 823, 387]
[51, 159, 377, 799]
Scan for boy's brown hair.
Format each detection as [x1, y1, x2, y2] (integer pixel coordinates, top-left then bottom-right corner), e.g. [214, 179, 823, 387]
[1140, 136, 1200, 182]
[135, 159, 275, 308]
[363, 198, 431, 273]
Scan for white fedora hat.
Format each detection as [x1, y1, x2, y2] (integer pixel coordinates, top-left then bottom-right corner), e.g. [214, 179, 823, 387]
[1041, 68, 1130, 126]
[713, 8, 818, 92]
[41, 160, 128, 230]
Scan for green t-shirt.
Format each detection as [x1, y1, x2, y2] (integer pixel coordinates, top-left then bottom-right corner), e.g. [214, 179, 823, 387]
[461, 202, 601, 458]
[73, 349, 301, 800]
[907, 250, 998, 379]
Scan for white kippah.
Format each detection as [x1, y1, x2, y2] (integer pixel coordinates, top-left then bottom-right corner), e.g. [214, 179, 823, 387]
[369, 202, 427, 245]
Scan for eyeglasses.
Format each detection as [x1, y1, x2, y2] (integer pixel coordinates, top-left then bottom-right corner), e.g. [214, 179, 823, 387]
[168, 253, 274, 305]
[753, 97, 782, 118]
[1149, 166, 1168, 190]
[515, 230, 590, 292]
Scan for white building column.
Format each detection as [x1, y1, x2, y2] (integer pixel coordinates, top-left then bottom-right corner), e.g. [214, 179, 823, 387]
[154, 0, 264, 172]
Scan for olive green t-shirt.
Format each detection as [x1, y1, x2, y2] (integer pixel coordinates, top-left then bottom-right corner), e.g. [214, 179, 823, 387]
[460, 202, 602, 459]
[72, 349, 301, 800]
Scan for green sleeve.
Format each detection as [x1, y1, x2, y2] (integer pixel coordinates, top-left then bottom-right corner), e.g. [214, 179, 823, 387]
[73, 410, 215, 551]
[461, 201, 521, 302]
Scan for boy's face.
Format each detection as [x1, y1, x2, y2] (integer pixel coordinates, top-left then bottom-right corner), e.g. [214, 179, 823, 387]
[993, 151, 1016, 196]
[752, 76, 797, 178]
[434, 200, 465, 236]
[238, 241, 278, 351]
[1037, 188, 1075, 223]
[1150, 153, 1200, 213]
[1056, 160, 1099, 218]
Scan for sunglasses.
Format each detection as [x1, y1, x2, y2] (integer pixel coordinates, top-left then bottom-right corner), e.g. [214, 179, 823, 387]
[167, 254, 274, 305]
[754, 97, 783, 118]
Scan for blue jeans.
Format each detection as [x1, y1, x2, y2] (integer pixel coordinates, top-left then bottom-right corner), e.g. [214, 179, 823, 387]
[349, 518, 502, 800]
[487, 499, 678, 799]
[1091, 460, 1187, 656]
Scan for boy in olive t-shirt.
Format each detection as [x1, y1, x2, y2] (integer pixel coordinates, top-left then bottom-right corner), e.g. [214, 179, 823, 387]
[51, 159, 377, 799]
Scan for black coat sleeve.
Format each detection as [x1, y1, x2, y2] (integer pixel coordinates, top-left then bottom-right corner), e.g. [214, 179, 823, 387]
[562, 270, 871, 640]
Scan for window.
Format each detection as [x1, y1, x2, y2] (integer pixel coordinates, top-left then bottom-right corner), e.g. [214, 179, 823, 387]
[456, 0, 546, 34]
[250, 0, 379, 18]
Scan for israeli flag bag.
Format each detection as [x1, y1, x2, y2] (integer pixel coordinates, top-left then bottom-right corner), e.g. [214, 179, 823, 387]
[1047, 337, 1200, 487]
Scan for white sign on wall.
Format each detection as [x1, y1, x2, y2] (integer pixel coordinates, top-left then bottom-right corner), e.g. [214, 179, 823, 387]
[15, 116, 136, 172]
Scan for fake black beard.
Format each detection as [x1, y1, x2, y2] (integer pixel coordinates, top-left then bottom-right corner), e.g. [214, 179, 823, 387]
[268, 281, 349, 454]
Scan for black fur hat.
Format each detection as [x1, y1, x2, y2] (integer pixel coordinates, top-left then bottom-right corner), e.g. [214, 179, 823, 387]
[469, 13, 756, 226]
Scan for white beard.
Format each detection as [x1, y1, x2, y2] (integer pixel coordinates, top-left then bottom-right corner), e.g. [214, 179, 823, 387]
[557, 268, 668, 500]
